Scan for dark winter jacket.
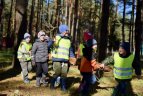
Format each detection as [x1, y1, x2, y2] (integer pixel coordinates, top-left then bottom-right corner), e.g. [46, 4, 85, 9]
[32, 39, 48, 62]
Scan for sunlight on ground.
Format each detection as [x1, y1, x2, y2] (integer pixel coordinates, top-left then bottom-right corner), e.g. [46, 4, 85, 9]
[0, 66, 143, 96]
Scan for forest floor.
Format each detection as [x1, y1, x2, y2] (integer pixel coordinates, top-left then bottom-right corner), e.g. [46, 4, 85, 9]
[0, 63, 143, 96]
[0, 49, 143, 96]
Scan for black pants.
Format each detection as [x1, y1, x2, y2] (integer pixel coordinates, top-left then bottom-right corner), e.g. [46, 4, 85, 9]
[36, 62, 48, 77]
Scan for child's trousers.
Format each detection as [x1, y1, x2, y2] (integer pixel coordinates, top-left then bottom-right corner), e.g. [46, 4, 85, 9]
[80, 72, 97, 94]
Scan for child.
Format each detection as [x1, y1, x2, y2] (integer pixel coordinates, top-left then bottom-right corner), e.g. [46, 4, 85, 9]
[32, 31, 49, 87]
[79, 39, 104, 95]
[50, 24, 75, 91]
[83, 28, 93, 42]
[102, 42, 141, 96]
[17, 33, 32, 83]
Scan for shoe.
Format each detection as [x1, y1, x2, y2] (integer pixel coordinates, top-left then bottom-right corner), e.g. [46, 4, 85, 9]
[24, 79, 30, 84]
[54, 76, 60, 87]
[35, 84, 40, 87]
[36, 77, 41, 87]
[21, 72, 24, 80]
[60, 77, 66, 91]
[40, 78, 43, 84]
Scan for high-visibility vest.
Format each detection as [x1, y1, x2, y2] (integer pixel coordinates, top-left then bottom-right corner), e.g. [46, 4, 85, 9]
[17, 40, 32, 61]
[114, 52, 134, 79]
[79, 43, 85, 57]
[52, 35, 71, 60]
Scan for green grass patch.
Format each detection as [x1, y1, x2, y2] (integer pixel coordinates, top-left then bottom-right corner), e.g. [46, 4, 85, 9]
[0, 49, 14, 68]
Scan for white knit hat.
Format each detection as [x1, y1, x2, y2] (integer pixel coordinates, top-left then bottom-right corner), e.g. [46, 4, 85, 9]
[38, 31, 45, 38]
[24, 33, 30, 39]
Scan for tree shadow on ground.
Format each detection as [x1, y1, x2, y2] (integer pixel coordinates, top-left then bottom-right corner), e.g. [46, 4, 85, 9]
[67, 77, 81, 96]
[0, 67, 21, 81]
[0, 93, 7, 96]
[112, 81, 137, 96]
[66, 77, 81, 88]
[69, 81, 114, 96]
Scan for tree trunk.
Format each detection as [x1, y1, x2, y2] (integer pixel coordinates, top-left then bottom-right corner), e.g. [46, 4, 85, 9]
[122, 0, 126, 42]
[7, 0, 13, 36]
[129, 0, 135, 52]
[98, 0, 110, 62]
[36, 0, 40, 32]
[134, 0, 142, 75]
[6, 0, 14, 48]
[14, 0, 28, 68]
[68, 0, 72, 33]
[55, 0, 61, 29]
[40, 0, 43, 29]
[0, 0, 4, 23]
[72, 0, 79, 44]
[47, 0, 50, 23]
[109, 0, 119, 53]
[65, 0, 68, 25]
[29, 0, 35, 36]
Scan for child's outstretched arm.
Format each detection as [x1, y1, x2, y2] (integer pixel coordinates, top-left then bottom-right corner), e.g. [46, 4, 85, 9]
[91, 59, 104, 70]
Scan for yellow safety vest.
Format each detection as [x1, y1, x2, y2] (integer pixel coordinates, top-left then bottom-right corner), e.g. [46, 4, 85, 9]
[52, 36, 71, 60]
[114, 52, 134, 79]
[17, 40, 32, 61]
[79, 43, 85, 57]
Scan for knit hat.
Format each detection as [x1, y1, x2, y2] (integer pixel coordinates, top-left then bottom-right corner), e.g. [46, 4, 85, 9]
[38, 31, 45, 38]
[83, 31, 93, 42]
[86, 39, 97, 47]
[120, 42, 130, 53]
[59, 24, 69, 33]
[24, 33, 30, 39]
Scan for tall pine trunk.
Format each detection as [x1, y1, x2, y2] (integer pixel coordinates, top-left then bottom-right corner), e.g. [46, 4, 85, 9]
[29, 0, 35, 36]
[14, 0, 28, 68]
[98, 0, 110, 62]
[122, 0, 126, 42]
[6, 0, 14, 48]
[72, 0, 79, 44]
[134, 0, 143, 75]
[129, 0, 135, 52]
[36, 0, 40, 32]
[0, 0, 4, 23]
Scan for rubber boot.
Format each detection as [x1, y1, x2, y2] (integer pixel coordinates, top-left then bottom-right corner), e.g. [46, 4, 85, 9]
[60, 77, 66, 91]
[36, 77, 41, 87]
[23, 75, 30, 84]
[41, 74, 48, 87]
[54, 76, 61, 87]
[24, 78, 30, 84]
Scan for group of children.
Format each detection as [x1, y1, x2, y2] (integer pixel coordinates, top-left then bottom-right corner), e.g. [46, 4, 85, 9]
[17, 25, 141, 96]
[17, 31, 52, 86]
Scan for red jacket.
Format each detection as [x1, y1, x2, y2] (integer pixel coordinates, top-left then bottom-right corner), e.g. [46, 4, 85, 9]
[80, 57, 100, 72]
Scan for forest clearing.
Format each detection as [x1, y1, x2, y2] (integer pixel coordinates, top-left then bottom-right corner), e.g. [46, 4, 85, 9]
[1, 0, 143, 96]
[0, 63, 143, 96]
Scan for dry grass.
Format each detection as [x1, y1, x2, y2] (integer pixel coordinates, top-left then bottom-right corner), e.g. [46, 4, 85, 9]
[0, 65, 143, 96]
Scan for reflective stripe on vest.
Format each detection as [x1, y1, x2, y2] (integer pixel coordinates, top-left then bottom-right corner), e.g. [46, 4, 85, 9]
[113, 52, 134, 79]
[52, 36, 71, 60]
[17, 41, 32, 61]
